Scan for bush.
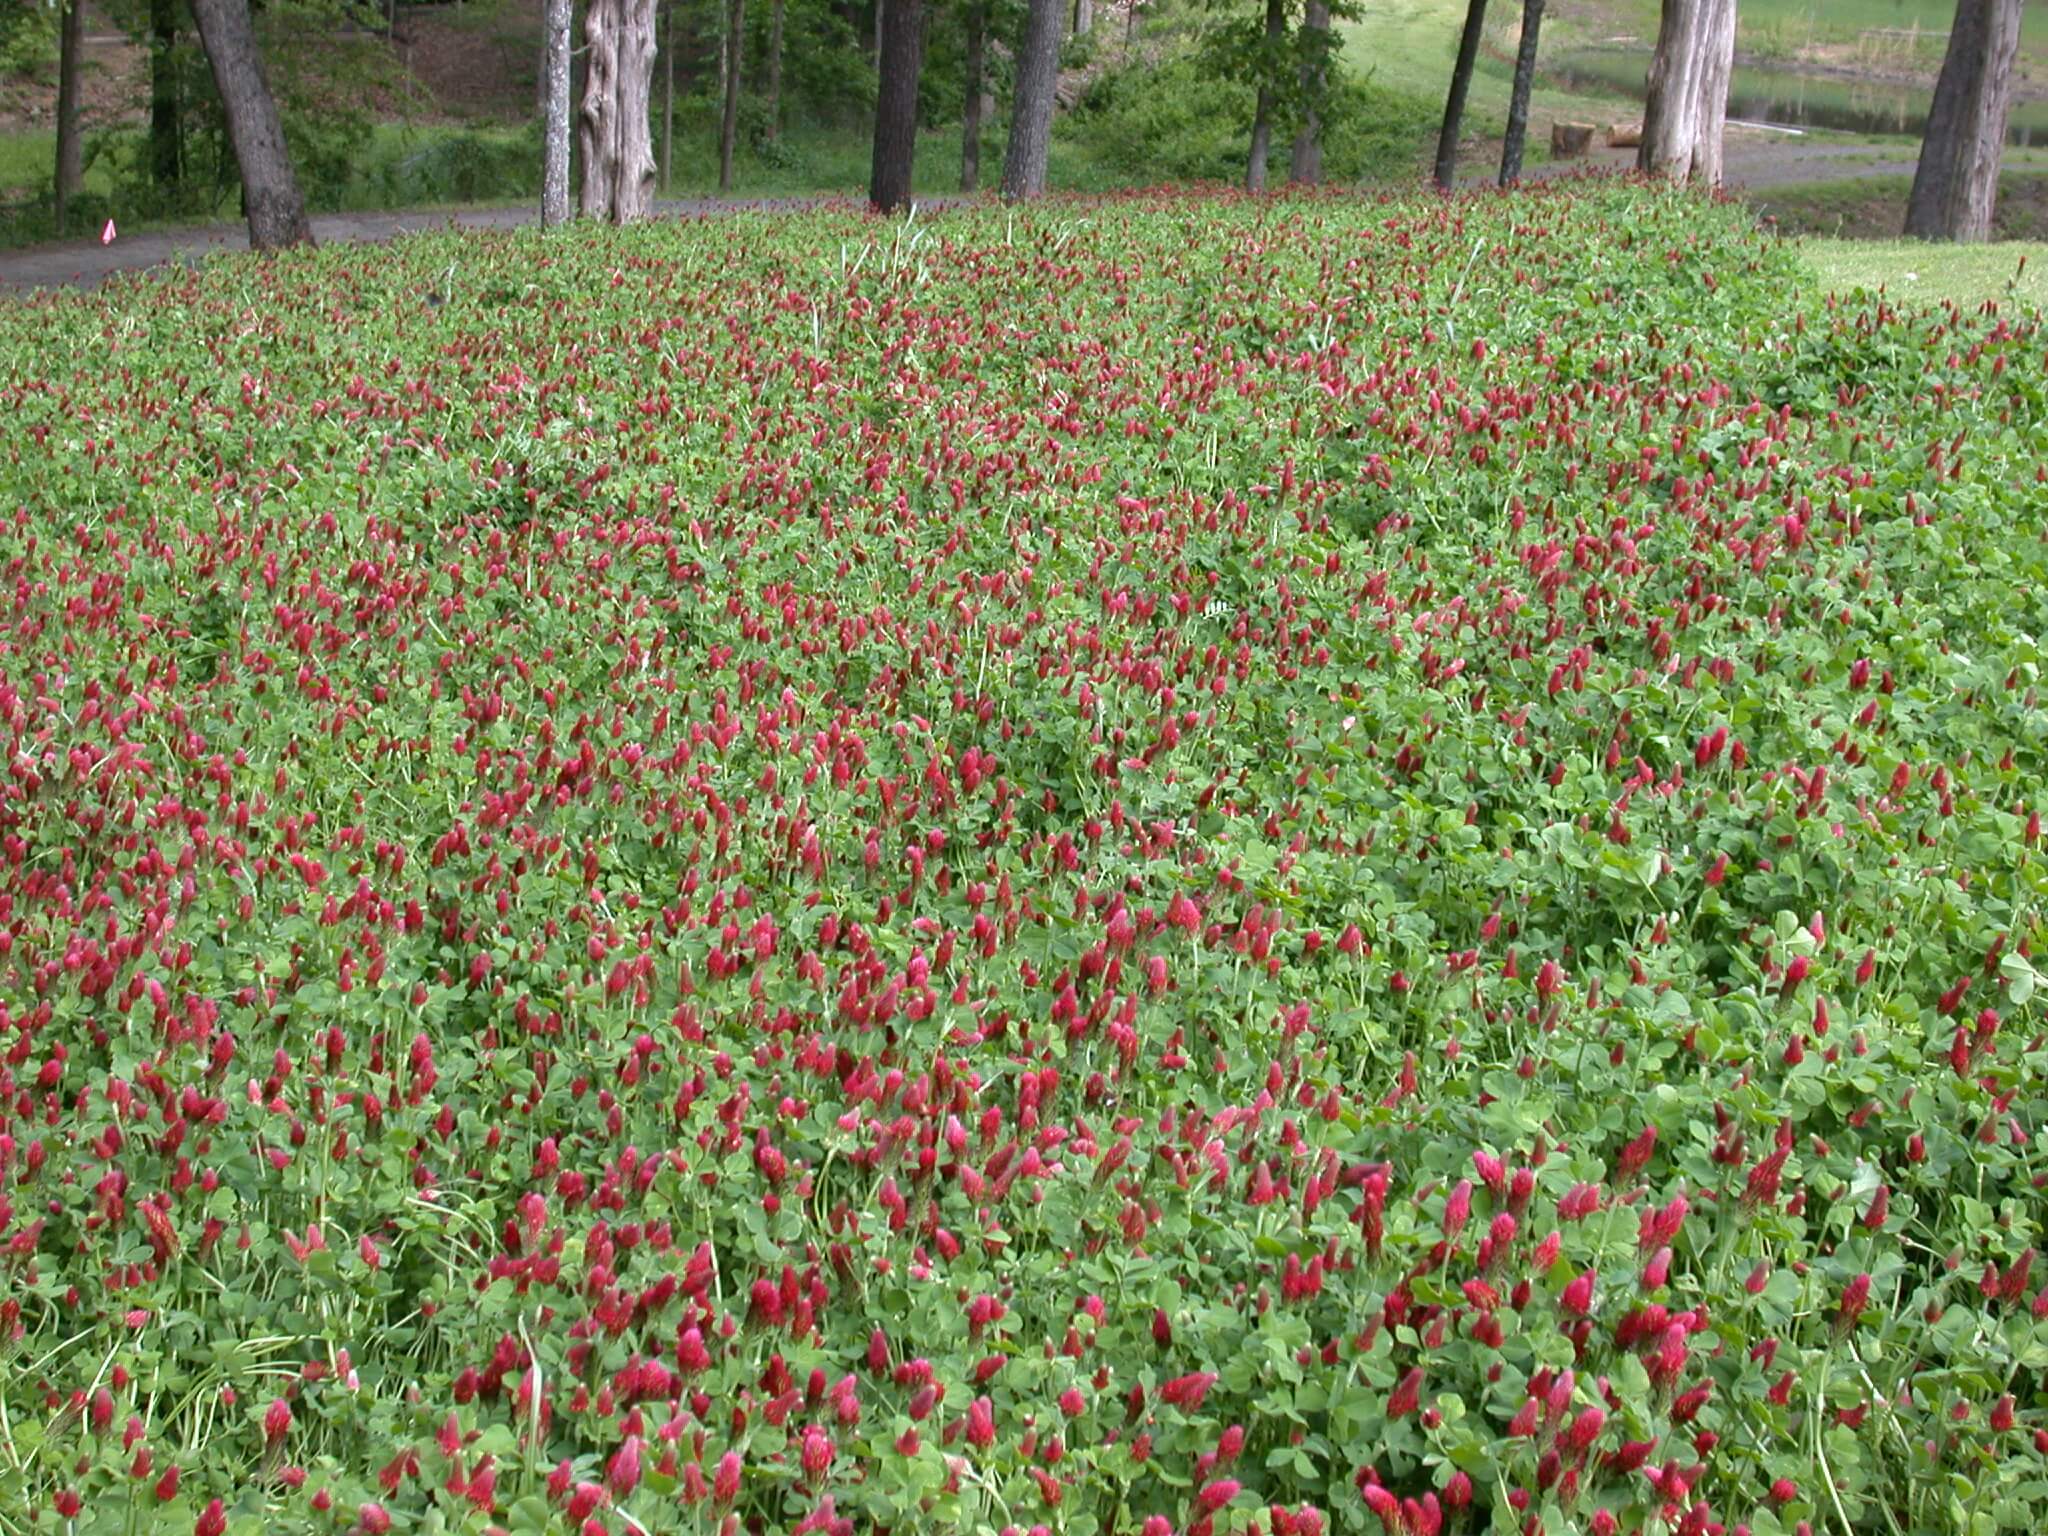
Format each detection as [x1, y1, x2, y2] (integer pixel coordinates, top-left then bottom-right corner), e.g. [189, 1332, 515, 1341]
[388, 125, 543, 207]
[0, 2, 57, 75]
[1315, 74, 1442, 182]
[1063, 54, 1438, 186]
[1065, 55, 1260, 184]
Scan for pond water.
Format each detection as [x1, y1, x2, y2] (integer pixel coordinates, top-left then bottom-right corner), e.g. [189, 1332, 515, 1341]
[1547, 48, 2048, 145]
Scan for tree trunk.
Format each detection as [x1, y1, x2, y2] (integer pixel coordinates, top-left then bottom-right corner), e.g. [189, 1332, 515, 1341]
[542, 0, 574, 223]
[1246, 0, 1286, 192]
[570, 0, 587, 190]
[580, 0, 659, 222]
[1001, 0, 1060, 200]
[1433, 0, 1490, 190]
[188, 0, 314, 249]
[1637, 0, 1737, 186]
[719, 0, 746, 191]
[1692, 0, 1735, 186]
[1073, 0, 1091, 35]
[765, 0, 785, 140]
[961, 0, 985, 192]
[55, 0, 84, 234]
[150, 0, 181, 190]
[1289, 0, 1330, 185]
[1499, 0, 1545, 183]
[661, 0, 675, 192]
[1905, 0, 2022, 241]
[869, 0, 923, 210]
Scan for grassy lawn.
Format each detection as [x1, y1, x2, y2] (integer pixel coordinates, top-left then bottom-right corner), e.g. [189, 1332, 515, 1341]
[0, 125, 119, 202]
[0, 116, 1097, 245]
[1799, 234, 2048, 310]
[1750, 170, 2048, 242]
[1548, 0, 2048, 60]
[1341, 0, 1636, 148]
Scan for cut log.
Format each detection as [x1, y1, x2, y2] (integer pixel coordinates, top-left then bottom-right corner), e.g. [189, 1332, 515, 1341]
[1606, 121, 1643, 147]
[1551, 122, 1596, 157]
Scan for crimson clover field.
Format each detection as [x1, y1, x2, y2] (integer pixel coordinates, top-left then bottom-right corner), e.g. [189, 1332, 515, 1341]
[2, 183, 2048, 1536]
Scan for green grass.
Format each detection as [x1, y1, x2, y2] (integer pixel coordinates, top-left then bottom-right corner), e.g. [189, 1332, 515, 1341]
[0, 119, 539, 246]
[1749, 170, 2048, 242]
[656, 119, 995, 199]
[0, 117, 1049, 248]
[1540, 0, 2048, 141]
[1553, 0, 2048, 58]
[0, 127, 50, 194]
[0, 127, 120, 202]
[1798, 235, 2048, 310]
[1340, 0, 1634, 149]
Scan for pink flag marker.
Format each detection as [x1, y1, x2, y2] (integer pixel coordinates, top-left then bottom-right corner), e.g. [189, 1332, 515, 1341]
[101, 219, 116, 245]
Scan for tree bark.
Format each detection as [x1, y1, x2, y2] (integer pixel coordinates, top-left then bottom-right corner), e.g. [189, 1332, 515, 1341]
[869, 0, 924, 210]
[1905, 0, 2022, 241]
[661, 0, 675, 192]
[719, 0, 746, 191]
[188, 0, 315, 249]
[1499, 0, 1545, 183]
[1433, 0, 1490, 191]
[580, 0, 659, 222]
[1637, 0, 1737, 186]
[1289, 0, 1330, 185]
[150, 0, 181, 190]
[1001, 0, 1060, 200]
[1246, 0, 1286, 192]
[765, 0, 785, 140]
[1073, 0, 1092, 35]
[542, 0, 574, 223]
[55, 0, 84, 234]
[961, 0, 986, 192]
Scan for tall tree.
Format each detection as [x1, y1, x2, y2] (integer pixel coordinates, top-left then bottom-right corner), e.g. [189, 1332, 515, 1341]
[188, 0, 313, 248]
[1499, 0, 1544, 183]
[719, 0, 746, 191]
[1001, 0, 1060, 200]
[1073, 0, 1091, 34]
[150, 0, 181, 190]
[580, 0, 658, 221]
[1432, 0, 1488, 190]
[1637, 0, 1736, 186]
[1245, 0, 1286, 191]
[961, 0, 987, 192]
[660, 0, 674, 192]
[1905, 0, 2023, 241]
[542, 0, 573, 223]
[1288, 0, 1330, 185]
[764, 0, 785, 140]
[869, 0, 924, 210]
[55, 0, 84, 233]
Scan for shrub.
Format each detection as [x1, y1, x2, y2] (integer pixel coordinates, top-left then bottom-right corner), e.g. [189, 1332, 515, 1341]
[1065, 53, 1437, 185]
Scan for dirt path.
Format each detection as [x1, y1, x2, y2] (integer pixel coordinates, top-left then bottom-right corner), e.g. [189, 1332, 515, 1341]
[8, 134, 2048, 295]
[0, 198, 871, 295]
[1510, 131, 2024, 190]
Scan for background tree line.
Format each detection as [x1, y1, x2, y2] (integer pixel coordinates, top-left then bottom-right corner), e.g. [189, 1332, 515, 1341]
[5, 0, 2029, 249]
